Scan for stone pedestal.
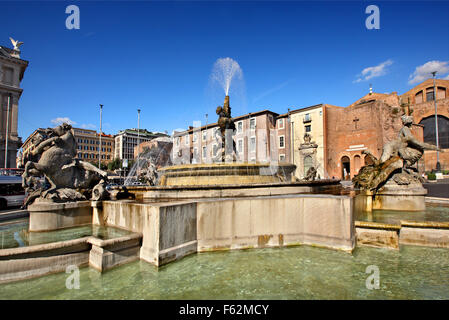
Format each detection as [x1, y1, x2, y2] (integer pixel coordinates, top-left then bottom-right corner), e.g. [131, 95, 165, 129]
[373, 182, 427, 211]
[356, 182, 427, 212]
[28, 200, 92, 232]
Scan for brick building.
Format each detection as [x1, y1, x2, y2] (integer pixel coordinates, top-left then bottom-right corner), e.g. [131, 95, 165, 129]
[323, 78, 449, 179]
[400, 79, 449, 171]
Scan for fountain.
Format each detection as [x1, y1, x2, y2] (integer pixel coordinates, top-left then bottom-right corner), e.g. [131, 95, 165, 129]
[2, 62, 447, 292]
[352, 114, 449, 250]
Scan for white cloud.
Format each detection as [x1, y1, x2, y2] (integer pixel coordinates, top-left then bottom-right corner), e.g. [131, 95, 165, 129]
[408, 60, 449, 84]
[80, 123, 96, 130]
[354, 59, 393, 83]
[442, 74, 449, 80]
[51, 117, 77, 126]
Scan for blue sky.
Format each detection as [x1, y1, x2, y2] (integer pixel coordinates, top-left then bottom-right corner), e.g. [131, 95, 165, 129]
[1, 1, 448, 141]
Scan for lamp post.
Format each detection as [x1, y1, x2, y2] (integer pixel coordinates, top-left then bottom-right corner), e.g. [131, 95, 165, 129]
[4, 94, 11, 169]
[431, 71, 440, 172]
[98, 104, 103, 168]
[137, 109, 141, 177]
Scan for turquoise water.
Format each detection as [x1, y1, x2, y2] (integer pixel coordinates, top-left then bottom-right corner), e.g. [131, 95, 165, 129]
[0, 220, 132, 249]
[0, 245, 448, 299]
[355, 205, 449, 225]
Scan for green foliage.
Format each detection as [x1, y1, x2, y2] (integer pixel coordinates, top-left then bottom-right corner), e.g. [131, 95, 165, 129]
[108, 158, 122, 171]
[427, 172, 437, 180]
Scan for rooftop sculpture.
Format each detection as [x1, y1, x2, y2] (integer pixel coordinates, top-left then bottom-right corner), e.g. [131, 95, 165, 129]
[22, 123, 109, 206]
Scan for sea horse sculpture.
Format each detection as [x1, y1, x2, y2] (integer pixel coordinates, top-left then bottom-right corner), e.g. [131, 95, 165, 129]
[22, 123, 109, 206]
[353, 115, 443, 192]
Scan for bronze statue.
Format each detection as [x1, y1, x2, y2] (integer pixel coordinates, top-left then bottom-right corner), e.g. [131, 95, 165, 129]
[22, 123, 109, 206]
[353, 115, 443, 191]
[214, 95, 238, 162]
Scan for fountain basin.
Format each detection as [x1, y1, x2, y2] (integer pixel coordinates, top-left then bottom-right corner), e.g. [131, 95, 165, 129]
[28, 200, 92, 232]
[158, 162, 296, 186]
[0, 222, 142, 283]
[124, 179, 341, 200]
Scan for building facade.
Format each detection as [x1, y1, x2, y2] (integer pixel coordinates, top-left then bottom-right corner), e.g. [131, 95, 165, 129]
[21, 127, 115, 167]
[172, 110, 288, 166]
[73, 128, 114, 164]
[290, 104, 327, 180]
[0, 40, 28, 168]
[114, 129, 169, 161]
[400, 79, 449, 171]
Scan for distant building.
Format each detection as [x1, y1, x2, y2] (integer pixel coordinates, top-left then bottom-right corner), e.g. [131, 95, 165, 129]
[114, 129, 169, 161]
[73, 128, 114, 164]
[289, 104, 328, 180]
[0, 39, 28, 168]
[172, 109, 287, 165]
[21, 127, 115, 167]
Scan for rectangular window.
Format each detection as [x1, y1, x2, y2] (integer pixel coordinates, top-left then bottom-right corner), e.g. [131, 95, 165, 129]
[176, 137, 180, 146]
[250, 136, 256, 152]
[237, 139, 243, 153]
[202, 146, 207, 158]
[278, 119, 284, 129]
[193, 133, 197, 142]
[426, 88, 434, 102]
[304, 113, 311, 122]
[237, 121, 243, 133]
[250, 118, 256, 130]
[185, 135, 189, 145]
[212, 144, 218, 157]
[279, 135, 285, 148]
[305, 125, 311, 133]
[279, 154, 285, 161]
[202, 131, 207, 141]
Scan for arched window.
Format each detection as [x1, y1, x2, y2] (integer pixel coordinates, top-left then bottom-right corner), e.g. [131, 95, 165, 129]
[354, 155, 361, 174]
[415, 90, 423, 104]
[341, 156, 350, 180]
[419, 115, 449, 149]
[426, 87, 434, 102]
[304, 155, 313, 176]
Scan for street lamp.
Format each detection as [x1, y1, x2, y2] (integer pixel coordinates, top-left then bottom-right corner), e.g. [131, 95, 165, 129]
[99, 104, 103, 168]
[137, 109, 141, 177]
[431, 71, 440, 172]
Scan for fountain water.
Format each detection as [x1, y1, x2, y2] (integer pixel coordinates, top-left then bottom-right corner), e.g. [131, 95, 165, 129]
[123, 137, 172, 186]
[210, 57, 243, 96]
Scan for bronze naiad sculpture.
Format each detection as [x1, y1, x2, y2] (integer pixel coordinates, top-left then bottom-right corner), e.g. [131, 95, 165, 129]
[214, 95, 238, 162]
[22, 123, 109, 207]
[353, 115, 443, 192]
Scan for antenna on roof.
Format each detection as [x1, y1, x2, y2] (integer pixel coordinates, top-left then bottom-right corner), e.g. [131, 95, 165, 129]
[369, 83, 373, 95]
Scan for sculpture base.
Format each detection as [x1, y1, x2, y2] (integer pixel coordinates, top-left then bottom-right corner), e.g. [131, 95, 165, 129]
[356, 182, 427, 212]
[28, 200, 92, 232]
[158, 162, 296, 186]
